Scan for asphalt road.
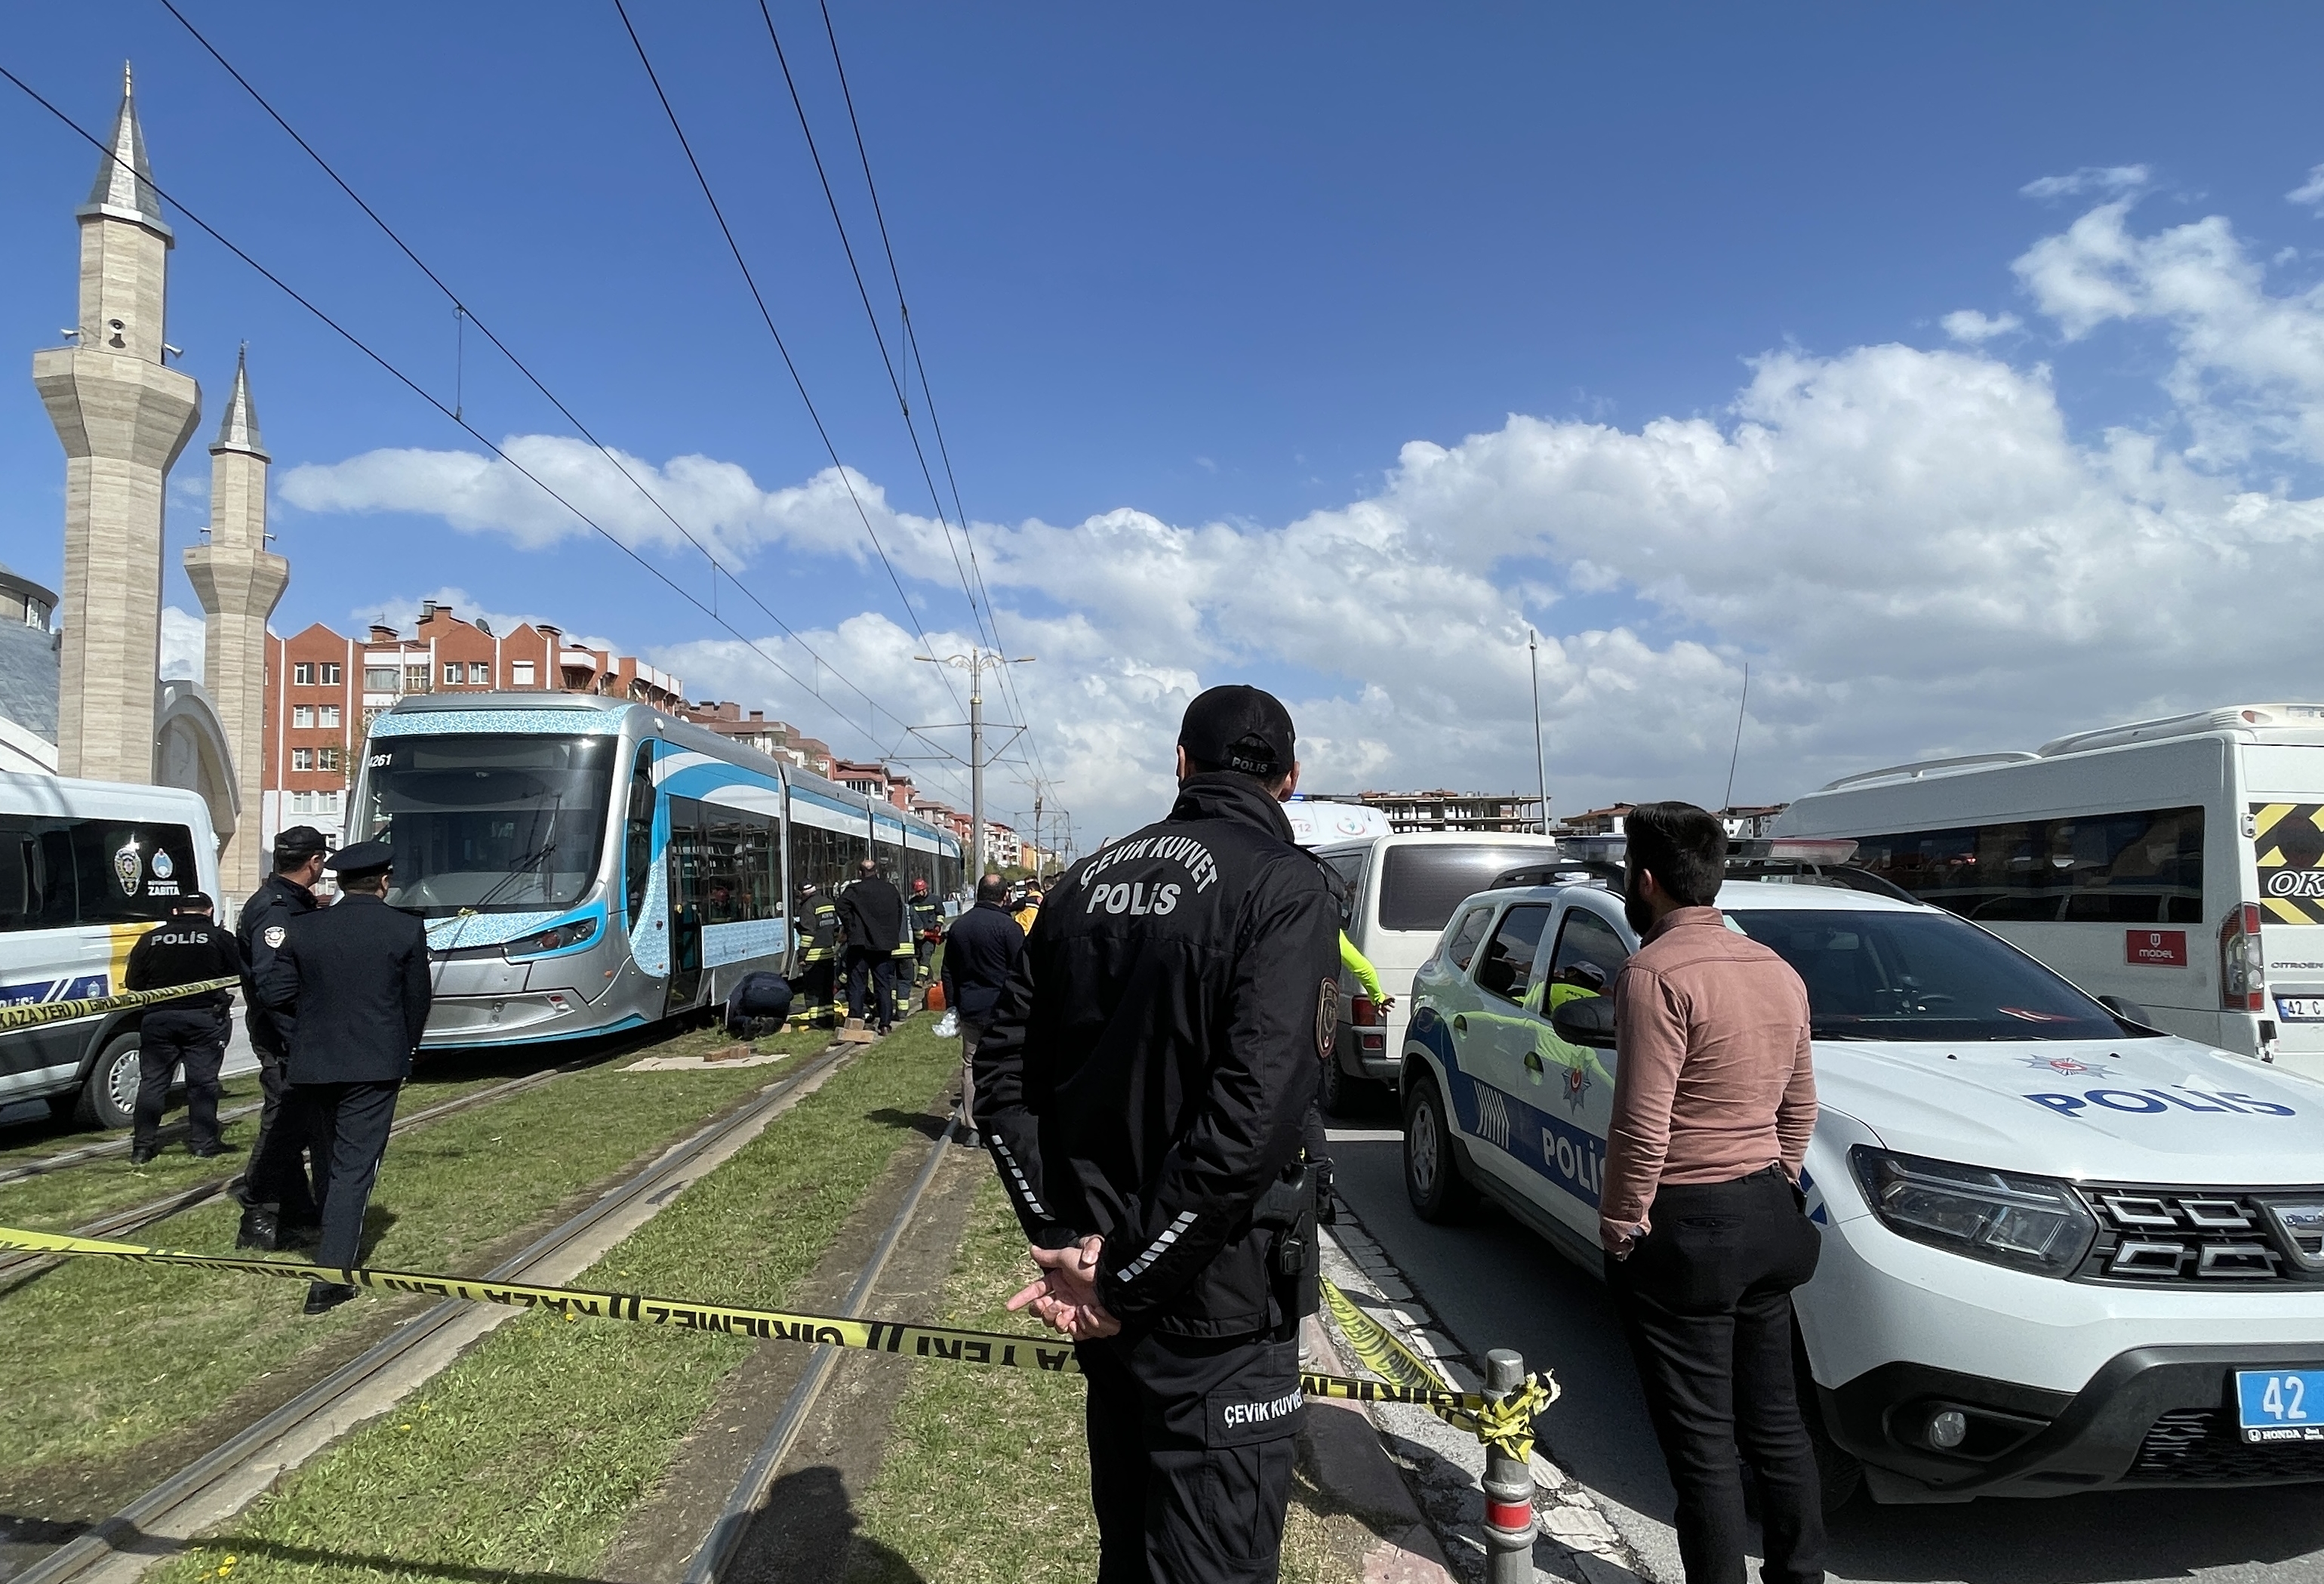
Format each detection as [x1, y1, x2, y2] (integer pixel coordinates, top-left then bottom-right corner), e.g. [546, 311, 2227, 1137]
[1324, 1096, 2324, 1584]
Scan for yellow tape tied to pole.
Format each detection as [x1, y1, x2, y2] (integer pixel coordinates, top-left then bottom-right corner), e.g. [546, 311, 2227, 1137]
[0, 1226, 1553, 1455]
[0, 975, 239, 1033]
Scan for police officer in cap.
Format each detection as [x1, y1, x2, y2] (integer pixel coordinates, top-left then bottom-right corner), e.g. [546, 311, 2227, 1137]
[235, 826, 328, 1247]
[124, 892, 242, 1164]
[976, 684, 1338, 1584]
[256, 838, 432, 1314]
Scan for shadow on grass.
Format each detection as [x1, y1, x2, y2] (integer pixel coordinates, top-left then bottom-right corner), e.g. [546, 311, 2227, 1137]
[862, 1108, 948, 1142]
[745, 1464, 929, 1584]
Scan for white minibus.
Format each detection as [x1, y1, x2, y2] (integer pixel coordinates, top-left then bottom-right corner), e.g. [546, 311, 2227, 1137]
[0, 772, 223, 1126]
[1774, 704, 2324, 1080]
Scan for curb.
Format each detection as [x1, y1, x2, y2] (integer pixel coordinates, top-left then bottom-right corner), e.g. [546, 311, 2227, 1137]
[1312, 1203, 1660, 1584]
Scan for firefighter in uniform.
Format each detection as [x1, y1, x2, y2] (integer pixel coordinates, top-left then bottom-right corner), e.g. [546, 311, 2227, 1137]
[235, 826, 328, 1248]
[794, 882, 840, 1028]
[976, 685, 1338, 1584]
[907, 877, 945, 986]
[124, 892, 242, 1164]
[254, 840, 432, 1315]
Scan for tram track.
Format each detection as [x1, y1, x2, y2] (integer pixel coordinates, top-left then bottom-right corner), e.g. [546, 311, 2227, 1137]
[14, 1042, 855, 1584]
[681, 1108, 962, 1584]
[0, 1055, 595, 1282]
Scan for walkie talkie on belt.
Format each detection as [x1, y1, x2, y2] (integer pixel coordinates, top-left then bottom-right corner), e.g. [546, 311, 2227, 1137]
[1252, 1159, 1320, 1328]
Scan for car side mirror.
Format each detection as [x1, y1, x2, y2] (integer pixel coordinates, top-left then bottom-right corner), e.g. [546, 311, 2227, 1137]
[1550, 995, 1617, 1049]
[2097, 993, 2157, 1029]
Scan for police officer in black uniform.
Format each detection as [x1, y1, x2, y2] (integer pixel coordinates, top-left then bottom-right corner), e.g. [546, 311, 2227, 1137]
[795, 881, 840, 1028]
[124, 892, 242, 1164]
[254, 839, 432, 1315]
[976, 685, 1339, 1584]
[236, 826, 328, 1247]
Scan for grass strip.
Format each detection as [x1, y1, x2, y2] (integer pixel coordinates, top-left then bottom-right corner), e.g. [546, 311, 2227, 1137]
[845, 1178, 1367, 1584]
[0, 1020, 830, 1496]
[146, 1019, 959, 1583]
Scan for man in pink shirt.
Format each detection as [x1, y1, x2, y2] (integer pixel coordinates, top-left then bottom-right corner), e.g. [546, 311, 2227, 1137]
[1599, 803, 1824, 1584]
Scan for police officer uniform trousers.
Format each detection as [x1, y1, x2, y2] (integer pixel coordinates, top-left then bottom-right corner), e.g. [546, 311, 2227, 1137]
[134, 1006, 229, 1154]
[1078, 1328, 1307, 1584]
[295, 1081, 402, 1271]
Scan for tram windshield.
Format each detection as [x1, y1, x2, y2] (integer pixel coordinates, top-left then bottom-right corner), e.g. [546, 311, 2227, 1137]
[354, 735, 615, 915]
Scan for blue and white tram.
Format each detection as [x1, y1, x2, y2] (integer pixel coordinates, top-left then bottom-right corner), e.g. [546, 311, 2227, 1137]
[346, 692, 964, 1050]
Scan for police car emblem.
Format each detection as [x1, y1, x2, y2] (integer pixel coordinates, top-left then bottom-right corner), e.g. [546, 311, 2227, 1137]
[1316, 978, 1340, 1061]
[113, 842, 142, 896]
[264, 925, 288, 949]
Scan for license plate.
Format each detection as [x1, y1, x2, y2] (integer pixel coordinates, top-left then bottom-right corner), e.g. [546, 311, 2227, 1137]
[2235, 1370, 2324, 1443]
[2276, 997, 2324, 1022]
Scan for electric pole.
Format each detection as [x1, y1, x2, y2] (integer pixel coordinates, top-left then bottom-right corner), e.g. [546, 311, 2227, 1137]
[917, 649, 1034, 876]
[1528, 628, 1550, 836]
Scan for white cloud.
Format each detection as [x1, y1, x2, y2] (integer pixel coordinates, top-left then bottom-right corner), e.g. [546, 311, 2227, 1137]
[159, 606, 204, 681]
[1941, 309, 2021, 343]
[2289, 163, 2324, 211]
[285, 182, 2324, 841]
[2021, 164, 2150, 200]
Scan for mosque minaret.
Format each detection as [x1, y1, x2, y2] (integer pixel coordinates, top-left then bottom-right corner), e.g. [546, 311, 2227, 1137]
[32, 63, 203, 783]
[184, 346, 287, 894]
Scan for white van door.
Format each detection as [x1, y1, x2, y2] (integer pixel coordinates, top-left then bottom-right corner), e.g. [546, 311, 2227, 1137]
[2243, 744, 2324, 1080]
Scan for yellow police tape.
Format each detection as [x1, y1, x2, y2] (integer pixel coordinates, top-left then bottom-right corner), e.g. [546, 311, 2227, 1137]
[1323, 1272, 1561, 1460]
[0, 975, 240, 1033]
[0, 1225, 1555, 1458]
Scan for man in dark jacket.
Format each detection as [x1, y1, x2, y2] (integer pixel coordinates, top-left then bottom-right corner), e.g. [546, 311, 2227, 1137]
[255, 840, 432, 1314]
[838, 858, 907, 1034]
[124, 892, 242, 1163]
[975, 685, 1338, 1584]
[235, 827, 328, 1247]
[940, 873, 1025, 1145]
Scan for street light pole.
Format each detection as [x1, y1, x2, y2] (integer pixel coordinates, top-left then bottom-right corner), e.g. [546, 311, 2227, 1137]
[1528, 628, 1550, 836]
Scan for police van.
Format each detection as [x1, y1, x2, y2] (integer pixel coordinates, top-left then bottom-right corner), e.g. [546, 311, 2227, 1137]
[1307, 827, 1561, 1112]
[0, 772, 222, 1127]
[1773, 704, 2324, 1080]
[1401, 842, 2324, 1505]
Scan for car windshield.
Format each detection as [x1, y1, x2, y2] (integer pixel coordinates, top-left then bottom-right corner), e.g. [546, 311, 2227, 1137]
[1722, 907, 2147, 1041]
[354, 734, 614, 915]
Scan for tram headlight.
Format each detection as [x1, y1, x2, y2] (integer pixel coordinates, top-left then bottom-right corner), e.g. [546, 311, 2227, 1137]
[506, 917, 600, 959]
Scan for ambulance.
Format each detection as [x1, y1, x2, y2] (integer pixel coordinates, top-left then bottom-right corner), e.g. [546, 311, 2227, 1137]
[1402, 844, 2324, 1505]
[1775, 704, 2324, 1080]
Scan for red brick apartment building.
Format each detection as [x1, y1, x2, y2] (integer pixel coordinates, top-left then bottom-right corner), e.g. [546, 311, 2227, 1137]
[261, 600, 684, 849]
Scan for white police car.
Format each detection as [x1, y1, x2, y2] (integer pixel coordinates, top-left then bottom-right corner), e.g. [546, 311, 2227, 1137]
[1399, 845, 2324, 1505]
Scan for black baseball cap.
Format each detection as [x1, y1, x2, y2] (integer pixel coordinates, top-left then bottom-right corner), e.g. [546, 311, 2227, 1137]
[173, 891, 214, 911]
[274, 825, 330, 863]
[1178, 685, 1296, 778]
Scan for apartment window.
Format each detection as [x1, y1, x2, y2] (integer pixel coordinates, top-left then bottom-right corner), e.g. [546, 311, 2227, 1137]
[444, 661, 462, 685]
[319, 662, 342, 685]
[405, 667, 430, 693]
[512, 660, 536, 686]
[319, 747, 341, 772]
[319, 704, 341, 728]
[291, 747, 314, 772]
[292, 662, 313, 686]
[364, 666, 399, 692]
[291, 705, 315, 729]
[468, 662, 492, 684]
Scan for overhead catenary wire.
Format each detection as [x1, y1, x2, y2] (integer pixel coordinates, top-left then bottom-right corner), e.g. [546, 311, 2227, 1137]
[0, 61, 980, 808]
[609, 0, 966, 728]
[148, 0, 972, 797]
[804, 0, 1064, 840]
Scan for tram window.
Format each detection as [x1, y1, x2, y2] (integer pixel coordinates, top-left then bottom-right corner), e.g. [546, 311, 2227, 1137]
[703, 811, 743, 923]
[624, 742, 655, 924]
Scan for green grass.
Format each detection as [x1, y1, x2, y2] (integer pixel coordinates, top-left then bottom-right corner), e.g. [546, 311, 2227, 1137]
[0, 1020, 833, 1499]
[144, 1018, 960, 1583]
[846, 1179, 1365, 1584]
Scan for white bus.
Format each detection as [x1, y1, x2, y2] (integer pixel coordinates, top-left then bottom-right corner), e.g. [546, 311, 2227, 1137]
[1774, 704, 2324, 1080]
[0, 772, 223, 1126]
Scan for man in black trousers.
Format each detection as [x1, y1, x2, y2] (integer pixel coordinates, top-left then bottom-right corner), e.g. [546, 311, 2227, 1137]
[838, 857, 906, 1034]
[123, 892, 241, 1164]
[977, 685, 1338, 1584]
[938, 872, 1025, 1146]
[235, 826, 328, 1248]
[256, 840, 432, 1315]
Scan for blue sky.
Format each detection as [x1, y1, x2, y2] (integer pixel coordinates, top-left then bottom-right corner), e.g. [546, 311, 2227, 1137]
[6, 4, 2324, 839]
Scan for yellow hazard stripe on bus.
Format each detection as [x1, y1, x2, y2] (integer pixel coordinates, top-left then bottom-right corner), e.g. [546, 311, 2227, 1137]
[0, 975, 239, 1033]
[0, 1225, 1556, 1457]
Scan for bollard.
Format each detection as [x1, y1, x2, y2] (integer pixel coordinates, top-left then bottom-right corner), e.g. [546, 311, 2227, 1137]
[1482, 1348, 1538, 1584]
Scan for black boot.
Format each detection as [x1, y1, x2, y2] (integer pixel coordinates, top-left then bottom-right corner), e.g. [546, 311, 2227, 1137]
[236, 1207, 280, 1250]
[128, 1147, 155, 1166]
[303, 1281, 356, 1316]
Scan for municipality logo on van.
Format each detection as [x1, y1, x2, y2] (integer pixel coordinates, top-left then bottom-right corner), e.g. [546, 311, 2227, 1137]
[112, 841, 141, 896]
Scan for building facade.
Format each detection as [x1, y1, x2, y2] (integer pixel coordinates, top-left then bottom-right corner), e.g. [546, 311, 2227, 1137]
[1304, 790, 1547, 834]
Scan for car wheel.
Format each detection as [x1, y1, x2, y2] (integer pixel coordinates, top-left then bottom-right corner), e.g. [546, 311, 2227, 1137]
[1318, 1040, 1351, 1116]
[75, 1031, 142, 1131]
[1403, 1071, 1476, 1222]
